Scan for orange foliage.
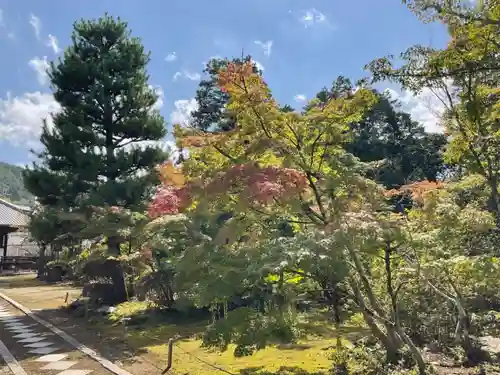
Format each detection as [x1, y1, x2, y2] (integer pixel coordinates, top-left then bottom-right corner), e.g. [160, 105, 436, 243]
[217, 61, 255, 90]
[385, 180, 445, 204]
[180, 133, 226, 148]
[157, 161, 185, 187]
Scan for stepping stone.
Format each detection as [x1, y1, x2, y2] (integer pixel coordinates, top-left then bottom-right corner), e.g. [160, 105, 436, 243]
[6, 326, 35, 332]
[18, 337, 46, 343]
[13, 332, 40, 339]
[24, 341, 55, 348]
[7, 325, 33, 329]
[5, 323, 31, 328]
[36, 353, 69, 362]
[28, 347, 59, 355]
[10, 329, 36, 334]
[41, 361, 77, 371]
[57, 370, 93, 375]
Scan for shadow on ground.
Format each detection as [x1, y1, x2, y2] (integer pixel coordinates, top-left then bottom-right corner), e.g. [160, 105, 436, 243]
[0, 274, 341, 374]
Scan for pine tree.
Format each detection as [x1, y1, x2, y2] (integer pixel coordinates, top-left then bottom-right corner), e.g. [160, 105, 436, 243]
[191, 55, 262, 132]
[24, 14, 167, 210]
[24, 14, 168, 300]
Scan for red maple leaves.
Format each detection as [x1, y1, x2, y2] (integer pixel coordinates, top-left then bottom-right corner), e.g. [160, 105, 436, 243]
[206, 163, 308, 205]
[147, 162, 308, 218]
[148, 186, 190, 218]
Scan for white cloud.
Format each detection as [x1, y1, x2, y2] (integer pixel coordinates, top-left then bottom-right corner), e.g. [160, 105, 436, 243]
[0, 9, 16, 40]
[385, 87, 447, 133]
[0, 92, 60, 147]
[29, 14, 41, 39]
[0, 87, 171, 157]
[165, 52, 177, 62]
[28, 56, 50, 85]
[300, 8, 327, 28]
[254, 40, 273, 57]
[294, 94, 307, 102]
[46, 34, 60, 54]
[172, 70, 201, 82]
[170, 98, 198, 126]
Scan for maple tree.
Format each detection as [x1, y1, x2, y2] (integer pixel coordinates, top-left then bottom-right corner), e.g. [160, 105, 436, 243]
[23, 7, 500, 375]
[150, 61, 437, 372]
[367, 0, 500, 226]
[191, 55, 262, 132]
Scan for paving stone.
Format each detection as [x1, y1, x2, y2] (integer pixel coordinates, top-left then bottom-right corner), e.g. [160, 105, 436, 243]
[24, 341, 55, 349]
[35, 353, 70, 362]
[56, 370, 93, 375]
[13, 332, 40, 339]
[9, 329, 36, 334]
[4, 323, 31, 329]
[40, 361, 78, 371]
[17, 337, 47, 343]
[28, 346, 60, 355]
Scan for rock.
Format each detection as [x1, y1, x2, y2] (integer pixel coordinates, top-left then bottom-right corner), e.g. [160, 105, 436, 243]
[480, 335, 500, 354]
[425, 341, 441, 353]
[96, 305, 116, 314]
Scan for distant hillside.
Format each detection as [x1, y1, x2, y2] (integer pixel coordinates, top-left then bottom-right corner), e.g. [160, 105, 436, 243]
[0, 162, 34, 206]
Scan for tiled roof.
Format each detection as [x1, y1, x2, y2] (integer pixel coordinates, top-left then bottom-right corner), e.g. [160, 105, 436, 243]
[0, 198, 31, 228]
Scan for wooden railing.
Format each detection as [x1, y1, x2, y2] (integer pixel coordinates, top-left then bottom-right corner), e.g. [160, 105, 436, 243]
[0, 256, 38, 272]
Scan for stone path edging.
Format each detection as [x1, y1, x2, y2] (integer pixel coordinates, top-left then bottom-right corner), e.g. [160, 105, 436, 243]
[0, 338, 28, 375]
[0, 291, 134, 375]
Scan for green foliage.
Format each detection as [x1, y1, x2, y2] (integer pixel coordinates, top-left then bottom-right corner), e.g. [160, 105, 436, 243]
[309, 77, 447, 189]
[367, 0, 500, 223]
[190, 55, 262, 132]
[24, 13, 168, 211]
[45, 259, 71, 274]
[108, 300, 152, 323]
[0, 162, 34, 205]
[202, 306, 299, 357]
[24, 6, 500, 375]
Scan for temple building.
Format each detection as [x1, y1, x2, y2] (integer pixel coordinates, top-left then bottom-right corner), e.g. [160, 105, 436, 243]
[0, 198, 38, 259]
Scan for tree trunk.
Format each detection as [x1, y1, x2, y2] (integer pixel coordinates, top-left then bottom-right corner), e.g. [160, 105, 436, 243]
[487, 176, 500, 228]
[396, 327, 428, 375]
[332, 298, 348, 374]
[37, 243, 47, 279]
[350, 279, 401, 363]
[107, 236, 127, 303]
[456, 306, 483, 365]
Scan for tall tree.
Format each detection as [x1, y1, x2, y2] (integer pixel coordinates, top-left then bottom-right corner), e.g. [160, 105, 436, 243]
[24, 14, 168, 299]
[367, 0, 500, 223]
[159, 62, 434, 372]
[309, 77, 447, 189]
[25, 14, 167, 209]
[191, 55, 261, 132]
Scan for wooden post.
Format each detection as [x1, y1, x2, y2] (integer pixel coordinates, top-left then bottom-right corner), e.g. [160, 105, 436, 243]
[1, 233, 7, 257]
[4, 233, 8, 258]
[161, 338, 175, 374]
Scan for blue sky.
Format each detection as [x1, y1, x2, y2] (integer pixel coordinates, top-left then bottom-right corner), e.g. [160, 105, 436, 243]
[0, 0, 449, 166]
